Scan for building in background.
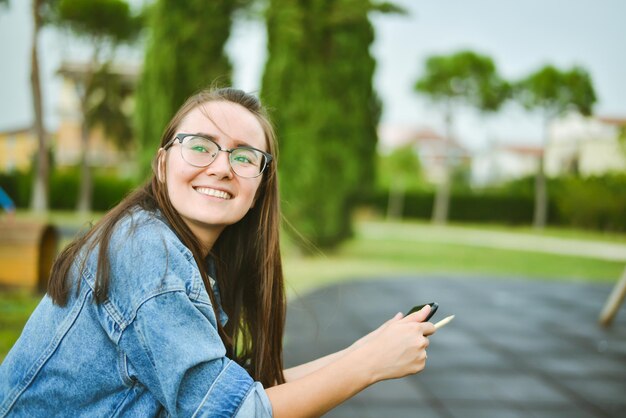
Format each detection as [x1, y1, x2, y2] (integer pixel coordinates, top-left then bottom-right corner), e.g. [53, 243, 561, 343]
[471, 142, 542, 187]
[546, 113, 626, 177]
[0, 127, 41, 173]
[378, 125, 472, 185]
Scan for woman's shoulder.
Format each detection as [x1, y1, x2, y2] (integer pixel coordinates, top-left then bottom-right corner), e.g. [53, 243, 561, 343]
[103, 208, 205, 308]
[109, 208, 188, 256]
[114, 207, 178, 239]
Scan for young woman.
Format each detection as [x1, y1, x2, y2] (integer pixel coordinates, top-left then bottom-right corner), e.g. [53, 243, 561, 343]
[0, 88, 435, 417]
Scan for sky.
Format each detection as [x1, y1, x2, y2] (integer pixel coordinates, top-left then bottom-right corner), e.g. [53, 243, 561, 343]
[1, 0, 625, 152]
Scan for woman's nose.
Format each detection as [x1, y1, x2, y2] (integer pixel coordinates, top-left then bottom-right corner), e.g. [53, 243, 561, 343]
[205, 150, 233, 179]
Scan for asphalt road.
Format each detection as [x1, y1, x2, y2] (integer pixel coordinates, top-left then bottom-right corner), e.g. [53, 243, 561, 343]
[284, 276, 626, 418]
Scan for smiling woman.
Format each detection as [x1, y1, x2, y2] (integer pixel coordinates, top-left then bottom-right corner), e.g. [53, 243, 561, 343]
[0, 87, 436, 418]
[157, 101, 271, 250]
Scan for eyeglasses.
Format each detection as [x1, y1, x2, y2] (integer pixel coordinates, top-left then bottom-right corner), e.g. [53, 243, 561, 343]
[164, 133, 273, 178]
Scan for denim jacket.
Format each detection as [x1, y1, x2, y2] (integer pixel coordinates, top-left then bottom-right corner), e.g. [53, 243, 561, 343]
[0, 208, 273, 417]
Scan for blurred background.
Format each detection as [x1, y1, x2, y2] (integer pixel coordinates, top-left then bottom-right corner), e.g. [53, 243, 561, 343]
[1, 1, 625, 408]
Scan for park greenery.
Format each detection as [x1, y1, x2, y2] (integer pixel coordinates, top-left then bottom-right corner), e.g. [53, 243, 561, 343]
[262, 0, 394, 249]
[55, 0, 142, 213]
[135, 0, 246, 177]
[0, 0, 622, 251]
[514, 65, 597, 229]
[414, 50, 510, 224]
[0, 0, 52, 213]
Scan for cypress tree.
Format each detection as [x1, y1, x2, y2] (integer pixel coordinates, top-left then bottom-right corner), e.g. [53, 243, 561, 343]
[135, 0, 235, 176]
[262, 0, 381, 250]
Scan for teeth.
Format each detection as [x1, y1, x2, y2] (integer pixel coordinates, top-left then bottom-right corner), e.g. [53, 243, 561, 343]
[194, 187, 232, 200]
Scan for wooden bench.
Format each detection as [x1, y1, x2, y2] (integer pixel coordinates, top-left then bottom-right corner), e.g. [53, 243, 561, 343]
[0, 220, 59, 293]
[599, 266, 626, 327]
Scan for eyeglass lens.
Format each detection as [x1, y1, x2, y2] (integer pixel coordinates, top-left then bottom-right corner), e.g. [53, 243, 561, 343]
[180, 135, 266, 178]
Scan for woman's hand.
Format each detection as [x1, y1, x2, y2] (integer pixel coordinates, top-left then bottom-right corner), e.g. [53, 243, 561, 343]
[267, 306, 436, 417]
[350, 311, 404, 351]
[355, 305, 436, 383]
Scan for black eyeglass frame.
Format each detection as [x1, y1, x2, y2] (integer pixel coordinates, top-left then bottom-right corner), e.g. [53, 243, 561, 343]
[164, 133, 273, 178]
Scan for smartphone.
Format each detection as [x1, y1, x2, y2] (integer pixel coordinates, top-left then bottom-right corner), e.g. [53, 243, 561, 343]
[405, 302, 438, 321]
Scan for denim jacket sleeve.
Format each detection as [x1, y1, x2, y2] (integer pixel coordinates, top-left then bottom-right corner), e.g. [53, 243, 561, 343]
[103, 211, 273, 417]
[119, 292, 272, 417]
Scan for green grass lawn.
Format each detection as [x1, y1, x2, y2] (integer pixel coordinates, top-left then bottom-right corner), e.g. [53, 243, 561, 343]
[283, 220, 625, 296]
[2, 217, 624, 361]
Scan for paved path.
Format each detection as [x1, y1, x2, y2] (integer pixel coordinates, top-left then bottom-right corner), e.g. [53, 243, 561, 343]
[284, 276, 626, 417]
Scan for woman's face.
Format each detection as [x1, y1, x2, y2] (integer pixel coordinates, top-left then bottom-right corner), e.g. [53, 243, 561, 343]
[161, 101, 267, 248]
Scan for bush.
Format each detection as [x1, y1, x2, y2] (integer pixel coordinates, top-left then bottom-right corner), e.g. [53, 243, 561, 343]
[448, 193, 534, 224]
[0, 169, 138, 211]
[0, 171, 31, 208]
[553, 174, 626, 231]
[92, 173, 138, 211]
[367, 173, 626, 231]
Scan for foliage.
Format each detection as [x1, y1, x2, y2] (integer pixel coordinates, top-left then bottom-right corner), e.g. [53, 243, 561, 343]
[415, 50, 510, 113]
[85, 63, 135, 151]
[135, 0, 238, 177]
[262, 0, 386, 249]
[376, 146, 426, 192]
[414, 50, 509, 224]
[54, 0, 140, 43]
[553, 174, 626, 232]
[51, 0, 142, 212]
[514, 65, 596, 118]
[513, 64, 596, 228]
[362, 173, 626, 231]
[0, 169, 137, 211]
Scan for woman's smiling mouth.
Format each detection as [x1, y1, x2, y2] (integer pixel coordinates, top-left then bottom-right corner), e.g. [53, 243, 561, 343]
[193, 186, 233, 200]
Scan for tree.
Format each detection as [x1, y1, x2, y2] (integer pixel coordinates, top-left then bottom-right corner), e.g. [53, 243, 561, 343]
[515, 65, 596, 229]
[377, 145, 424, 219]
[84, 63, 135, 151]
[414, 50, 509, 224]
[135, 0, 245, 177]
[0, 0, 56, 213]
[52, 0, 141, 213]
[262, 0, 398, 250]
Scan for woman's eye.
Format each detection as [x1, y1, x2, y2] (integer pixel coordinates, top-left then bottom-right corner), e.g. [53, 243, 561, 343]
[190, 145, 208, 152]
[232, 150, 260, 165]
[233, 154, 252, 164]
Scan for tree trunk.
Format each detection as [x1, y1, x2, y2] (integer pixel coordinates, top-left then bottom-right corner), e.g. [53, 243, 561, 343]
[76, 53, 100, 214]
[431, 173, 450, 224]
[533, 116, 550, 229]
[29, 0, 48, 213]
[533, 157, 547, 228]
[431, 105, 452, 224]
[76, 103, 92, 214]
[386, 178, 405, 220]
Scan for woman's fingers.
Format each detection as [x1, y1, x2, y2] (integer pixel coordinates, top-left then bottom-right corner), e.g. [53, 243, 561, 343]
[422, 322, 436, 337]
[402, 304, 431, 323]
[402, 305, 437, 337]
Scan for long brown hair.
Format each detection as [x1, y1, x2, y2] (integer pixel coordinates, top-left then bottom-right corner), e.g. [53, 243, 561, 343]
[48, 87, 286, 387]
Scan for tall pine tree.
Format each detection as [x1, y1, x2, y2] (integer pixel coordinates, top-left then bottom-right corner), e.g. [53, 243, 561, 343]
[262, 0, 385, 250]
[135, 0, 236, 176]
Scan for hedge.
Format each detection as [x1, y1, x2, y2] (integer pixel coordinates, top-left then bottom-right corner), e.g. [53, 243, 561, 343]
[0, 169, 138, 211]
[365, 173, 626, 232]
[1, 170, 624, 232]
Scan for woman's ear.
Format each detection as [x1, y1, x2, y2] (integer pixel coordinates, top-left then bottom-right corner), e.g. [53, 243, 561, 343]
[157, 148, 167, 183]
